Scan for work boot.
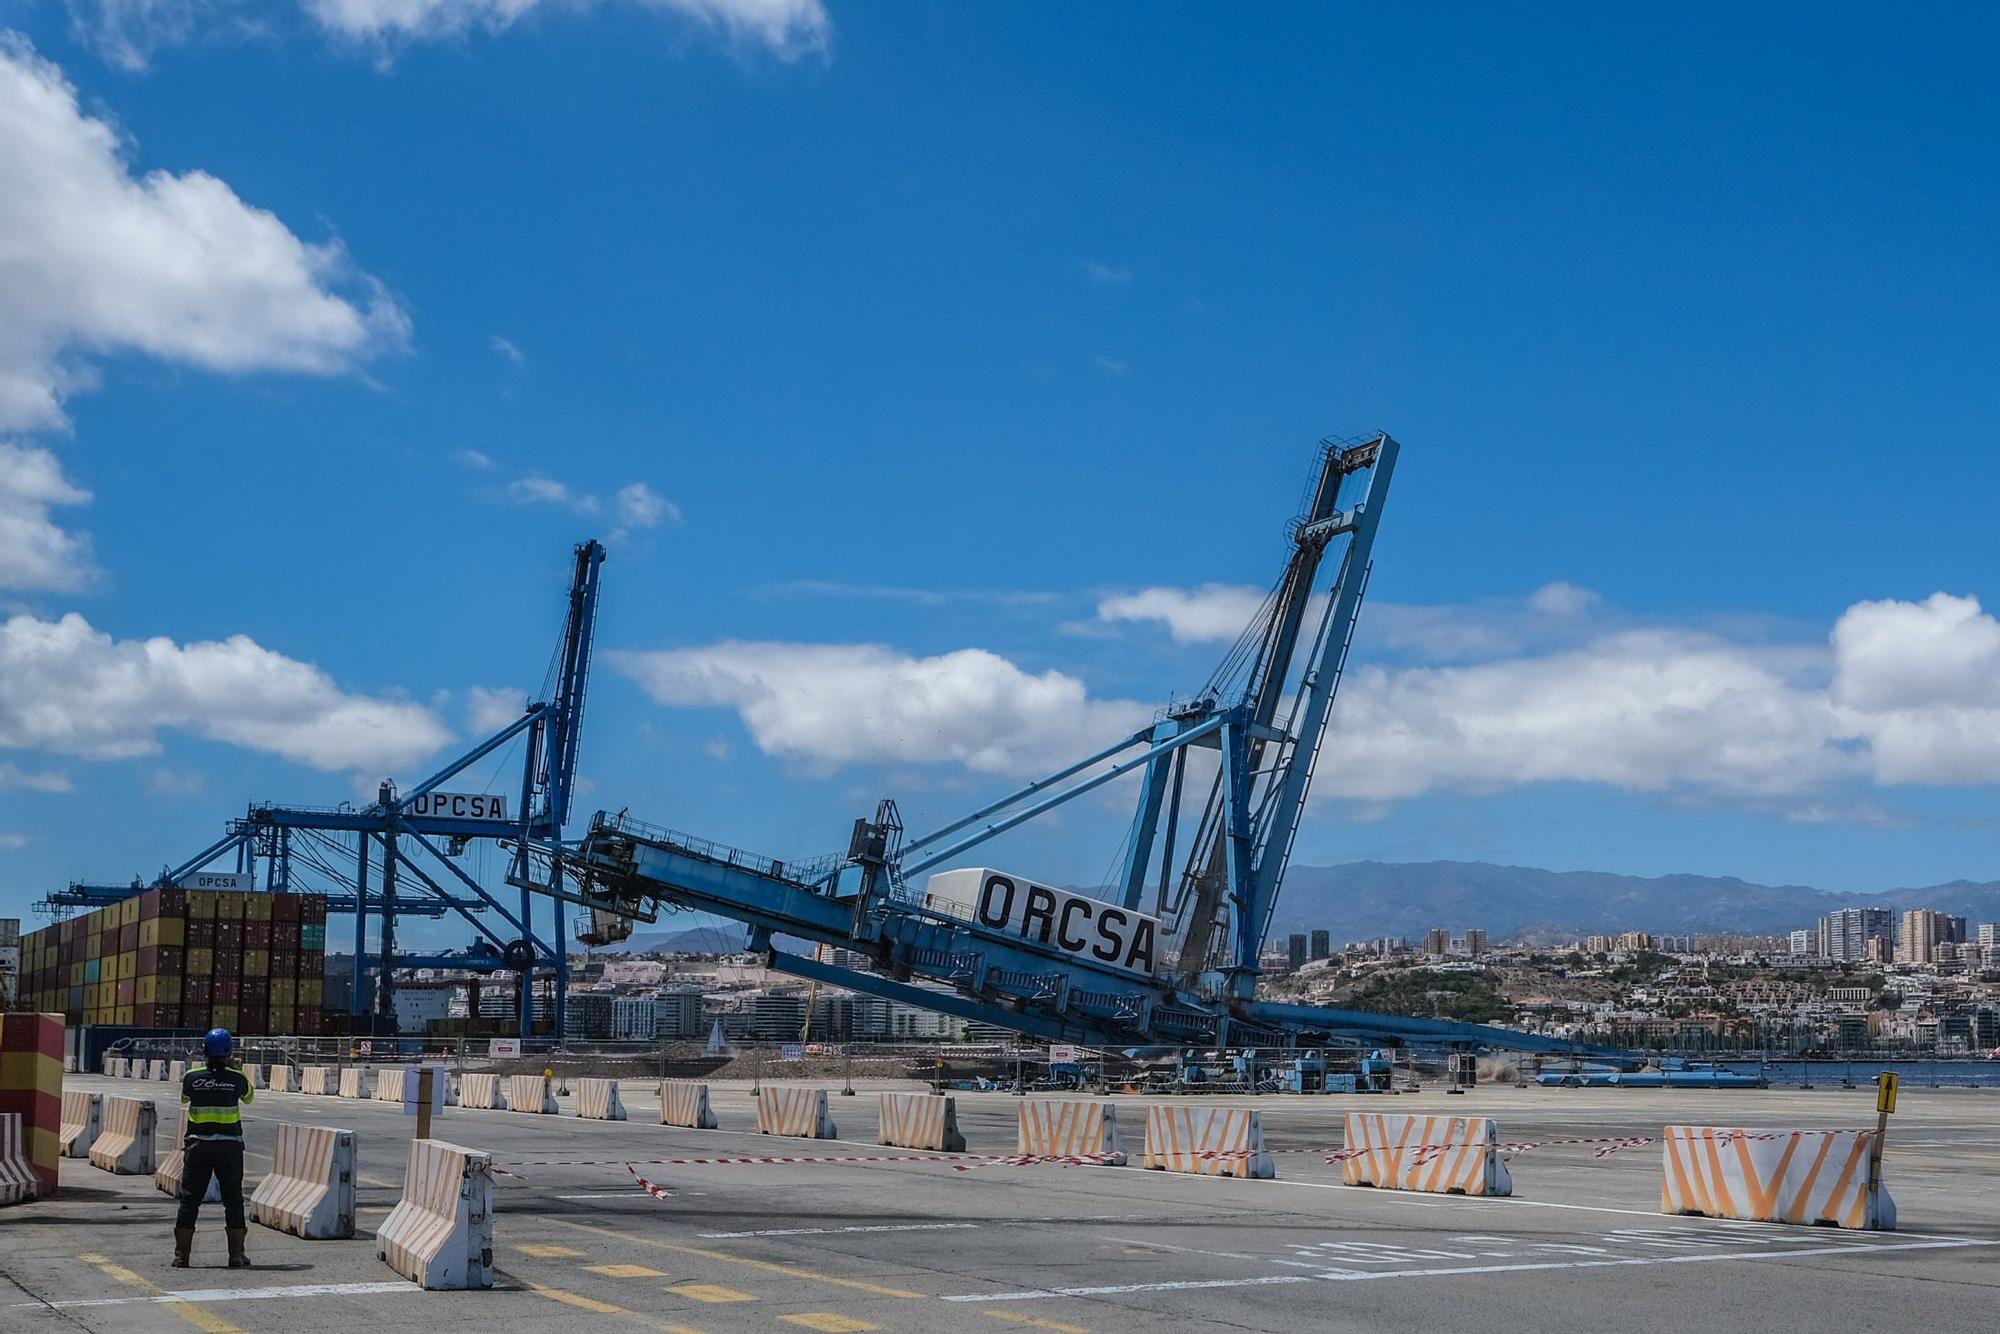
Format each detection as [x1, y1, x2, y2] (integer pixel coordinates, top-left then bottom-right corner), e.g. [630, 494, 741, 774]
[225, 1228, 250, 1268]
[172, 1228, 194, 1268]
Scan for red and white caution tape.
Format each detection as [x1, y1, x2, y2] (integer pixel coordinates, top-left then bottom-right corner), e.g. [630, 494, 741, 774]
[627, 1163, 674, 1200]
[951, 1152, 1123, 1172]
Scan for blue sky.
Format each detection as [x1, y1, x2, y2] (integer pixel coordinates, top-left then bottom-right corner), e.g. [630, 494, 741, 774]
[2, 3, 1998, 941]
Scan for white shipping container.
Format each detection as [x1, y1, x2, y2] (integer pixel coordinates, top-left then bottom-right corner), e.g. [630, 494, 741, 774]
[923, 868, 1160, 978]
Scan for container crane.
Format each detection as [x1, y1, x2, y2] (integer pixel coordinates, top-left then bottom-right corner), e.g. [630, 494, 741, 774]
[565, 435, 1618, 1058]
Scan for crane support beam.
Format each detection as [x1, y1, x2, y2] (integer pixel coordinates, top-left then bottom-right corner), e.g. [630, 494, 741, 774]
[1240, 998, 1636, 1061]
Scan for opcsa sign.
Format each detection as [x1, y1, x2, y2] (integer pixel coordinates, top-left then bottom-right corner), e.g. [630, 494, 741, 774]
[406, 791, 510, 821]
[923, 867, 1159, 978]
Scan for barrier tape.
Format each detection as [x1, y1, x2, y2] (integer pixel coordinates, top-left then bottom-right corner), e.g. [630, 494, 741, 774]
[628, 1164, 674, 1200]
[494, 1152, 978, 1180]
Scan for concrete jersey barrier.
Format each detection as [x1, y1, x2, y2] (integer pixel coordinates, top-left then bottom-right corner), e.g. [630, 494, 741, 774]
[104, 1057, 125, 1078]
[1017, 1099, 1125, 1165]
[660, 1080, 719, 1129]
[878, 1093, 966, 1152]
[156, 1104, 221, 1203]
[251, 1122, 357, 1239]
[378, 1138, 495, 1289]
[504, 1075, 558, 1115]
[1341, 1113, 1512, 1197]
[376, 1069, 407, 1103]
[1143, 1106, 1274, 1179]
[168, 1060, 187, 1084]
[1660, 1125, 1895, 1230]
[459, 1073, 505, 1110]
[0, 1114, 39, 1205]
[301, 1067, 333, 1096]
[59, 1090, 102, 1159]
[148, 1059, 167, 1081]
[338, 1068, 368, 1099]
[244, 1064, 265, 1089]
[576, 1078, 627, 1121]
[89, 1095, 156, 1175]
[755, 1086, 837, 1139]
[268, 1065, 294, 1094]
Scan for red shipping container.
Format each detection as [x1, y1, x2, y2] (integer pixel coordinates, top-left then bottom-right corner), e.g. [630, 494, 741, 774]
[186, 978, 213, 1006]
[272, 894, 301, 921]
[138, 946, 158, 975]
[189, 919, 217, 948]
[300, 896, 327, 923]
[238, 1005, 267, 1034]
[214, 945, 242, 977]
[117, 922, 138, 953]
[244, 922, 271, 950]
[214, 975, 241, 1003]
[115, 978, 136, 1005]
[241, 978, 269, 1006]
[157, 946, 185, 976]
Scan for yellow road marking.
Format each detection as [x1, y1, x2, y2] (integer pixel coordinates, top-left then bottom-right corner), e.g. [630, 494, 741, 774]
[555, 1220, 925, 1299]
[781, 1316, 879, 1333]
[513, 1279, 709, 1334]
[669, 1284, 756, 1303]
[983, 1311, 1090, 1334]
[518, 1243, 588, 1258]
[589, 1263, 669, 1278]
[77, 1253, 248, 1334]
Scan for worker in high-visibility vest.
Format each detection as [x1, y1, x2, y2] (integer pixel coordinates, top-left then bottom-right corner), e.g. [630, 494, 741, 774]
[173, 1028, 255, 1269]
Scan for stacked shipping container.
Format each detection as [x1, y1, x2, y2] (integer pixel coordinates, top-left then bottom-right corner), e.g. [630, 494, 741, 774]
[17, 890, 328, 1034]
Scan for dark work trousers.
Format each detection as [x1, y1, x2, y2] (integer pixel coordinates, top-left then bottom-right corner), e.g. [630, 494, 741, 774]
[176, 1138, 247, 1231]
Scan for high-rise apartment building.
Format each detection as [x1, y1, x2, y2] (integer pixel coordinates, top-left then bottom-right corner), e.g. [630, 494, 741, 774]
[1423, 928, 1449, 956]
[1899, 909, 1946, 964]
[1288, 934, 1308, 970]
[1463, 929, 1488, 958]
[1818, 908, 1894, 963]
[1309, 929, 1331, 960]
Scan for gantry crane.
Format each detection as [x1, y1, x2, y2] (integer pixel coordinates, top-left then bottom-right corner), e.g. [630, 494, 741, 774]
[39, 540, 606, 1040]
[563, 435, 1616, 1057]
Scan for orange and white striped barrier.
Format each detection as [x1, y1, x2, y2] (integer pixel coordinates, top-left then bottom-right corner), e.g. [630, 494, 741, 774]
[459, 1073, 505, 1110]
[375, 1069, 407, 1103]
[505, 1074, 558, 1115]
[300, 1066, 333, 1096]
[377, 1139, 495, 1289]
[755, 1086, 838, 1139]
[1660, 1126, 1895, 1230]
[659, 1080, 718, 1129]
[576, 1078, 627, 1121]
[878, 1093, 966, 1152]
[59, 1090, 101, 1159]
[338, 1068, 368, 1100]
[268, 1065, 294, 1094]
[89, 1095, 156, 1175]
[0, 1114, 38, 1205]
[155, 1105, 220, 1203]
[250, 1122, 356, 1239]
[1143, 1106, 1273, 1179]
[1340, 1113, 1511, 1196]
[1016, 1099, 1125, 1166]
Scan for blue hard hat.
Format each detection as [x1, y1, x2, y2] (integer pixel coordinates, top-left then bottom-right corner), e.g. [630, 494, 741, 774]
[203, 1028, 234, 1059]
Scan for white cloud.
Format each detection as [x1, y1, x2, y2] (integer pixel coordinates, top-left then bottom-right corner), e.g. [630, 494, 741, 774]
[1082, 260, 1131, 287]
[504, 475, 597, 512]
[612, 641, 1153, 777]
[148, 766, 205, 796]
[0, 37, 407, 431]
[65, 1, 258, 72]
[0, 833, 29, 850]
[303, 0, 831, 58]
[451, 447, 494, 470]
[0, 611, 451, 772]
[1097, 583, 1269, 644]
[0, 761, 73, 793]
[614, 481, 679, 529]
[465, 684, 527, 734]
[0, 443, 96, 592]
[488, 334, 523, 364]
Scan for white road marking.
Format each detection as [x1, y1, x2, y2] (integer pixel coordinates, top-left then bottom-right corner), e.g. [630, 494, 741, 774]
[941, 1237, 1998, 1301]
[699, 1222, 981, 1238]
[12, 1281, 421, 1311]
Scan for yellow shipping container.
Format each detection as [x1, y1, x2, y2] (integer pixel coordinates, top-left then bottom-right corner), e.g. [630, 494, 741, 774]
[188, 890, 216, 919]
[244, 952, 269, 978]
[139, 918, 159, 948]
[137, 976, 155, 1004]
[114, 1006, 134, 1025]
[119, 896, 140, 926]
[244, 894, 272, 921]
[158, 975, 183, 1004]
[119, 950, 137, 980]
[212, 1005, 238, 1028]
[270, 1007, 294, 1033]
[215, 894, 245, 921]
[298, 980, 323, 1007]
[158, 917, 185, 946]
[268, 979, 296, 1006]
[187, 948, 213, 975]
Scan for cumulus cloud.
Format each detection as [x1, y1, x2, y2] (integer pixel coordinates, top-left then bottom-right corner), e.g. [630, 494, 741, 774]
[0, 443, 96, 592]
[465, 684, 528, 734]
[488, 335, 523, 364]
[614, 481, 679, 530]
[0, 38, 407, 431]
[1082, 260, 1131, 287]
[304, 0, 830, 58]
[496, 473, 679, 536]
[505, 476, 594, 511]
[0, 611, 451, 772]
[612, 641, 1154, 777]
[618, 591, 2000, 818]
[65, 1, 263, 72]
[1097, 583, 1269, 644]
[0, 761, 73, 793]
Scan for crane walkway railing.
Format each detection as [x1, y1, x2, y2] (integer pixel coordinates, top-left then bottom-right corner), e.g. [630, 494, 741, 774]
[592, 813, 846, 890]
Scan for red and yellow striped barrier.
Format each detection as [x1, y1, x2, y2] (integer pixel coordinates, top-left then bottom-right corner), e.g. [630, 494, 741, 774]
[755, 1086, 838, 1139]
[1660, 1126, 1895, 1230]
[878, 1092, 966, 1152]
[377, 1139, 495, 1289]
[660, 1080, 718, 1129]
[251, 1122, 357, 1239]
[1143, 1106, 1273, 1179]
[1016, 1099, 1125, 1166]
[0, 1012, 64, 1197]
[1340, 1113, 1511, 1196]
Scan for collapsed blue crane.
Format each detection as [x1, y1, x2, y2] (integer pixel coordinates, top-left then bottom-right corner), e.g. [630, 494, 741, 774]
[38, 540, 607, 1041]
[565, 436, 1614, 1058]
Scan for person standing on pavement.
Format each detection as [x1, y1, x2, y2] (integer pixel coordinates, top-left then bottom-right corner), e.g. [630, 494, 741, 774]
[173, 1028, 254, 1268]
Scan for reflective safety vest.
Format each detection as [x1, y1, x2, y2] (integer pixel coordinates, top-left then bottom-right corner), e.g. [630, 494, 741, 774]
[181, 1065, 255, 1141]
